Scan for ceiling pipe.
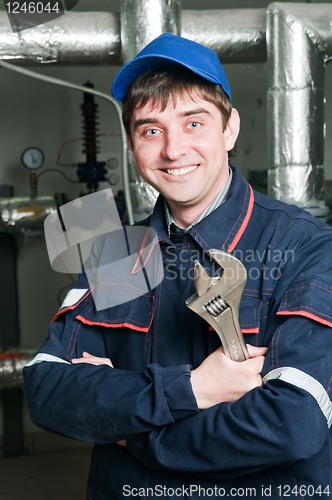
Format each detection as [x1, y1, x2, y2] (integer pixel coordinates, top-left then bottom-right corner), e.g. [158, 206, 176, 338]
[182, 9, 266, 63]
[0, 8, 266, 66]
[0, 11, 121, 65]
[267, 2, 332, 216]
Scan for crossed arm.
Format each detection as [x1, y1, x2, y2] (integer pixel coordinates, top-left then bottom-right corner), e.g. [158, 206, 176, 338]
[72, 344, 267, 409]
[71, 345, 265, 448]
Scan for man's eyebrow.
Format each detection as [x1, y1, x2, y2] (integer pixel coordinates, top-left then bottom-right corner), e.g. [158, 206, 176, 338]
[179, 108, 212, 118]
[133, 118, 158, 131]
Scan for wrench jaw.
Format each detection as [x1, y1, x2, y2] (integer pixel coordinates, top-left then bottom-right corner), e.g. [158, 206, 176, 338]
[209, 249, 247, 287]
[194, 260, 218, 297]
[185, 251, 249, 362]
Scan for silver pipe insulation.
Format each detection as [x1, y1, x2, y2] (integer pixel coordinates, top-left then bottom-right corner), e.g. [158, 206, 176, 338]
[0, 353, 34, 389]
[182, 9, 266, 63]
[121, 0, 181, 63]
[0, 8, 266, 66]
[267, 2, 332, 215]
[0, 196, 56, 233]
[0, 11, 121, 65]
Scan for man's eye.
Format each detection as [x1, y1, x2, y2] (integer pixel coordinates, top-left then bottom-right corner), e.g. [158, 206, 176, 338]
[145, 129, 159, 136]
[187, 122, 200, 129]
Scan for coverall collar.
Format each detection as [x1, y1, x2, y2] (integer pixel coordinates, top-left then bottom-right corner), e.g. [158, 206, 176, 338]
[149, 163, 255, 255]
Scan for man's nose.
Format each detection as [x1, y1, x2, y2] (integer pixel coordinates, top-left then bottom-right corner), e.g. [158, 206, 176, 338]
[162, 129, 188, 161]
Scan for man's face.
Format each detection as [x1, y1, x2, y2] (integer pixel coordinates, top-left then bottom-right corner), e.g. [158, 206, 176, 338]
[128, 91, 239, 217]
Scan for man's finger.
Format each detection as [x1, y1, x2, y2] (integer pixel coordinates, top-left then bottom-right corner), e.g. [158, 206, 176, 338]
[72, 352, 114, 367]
[246, 344, 267, 358]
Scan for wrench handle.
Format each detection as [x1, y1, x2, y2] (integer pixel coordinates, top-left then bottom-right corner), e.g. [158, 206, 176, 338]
[209, 308, 249, 362]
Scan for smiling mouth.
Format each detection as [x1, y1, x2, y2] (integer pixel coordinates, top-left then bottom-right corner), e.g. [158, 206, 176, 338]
[163, 165, 199, 176]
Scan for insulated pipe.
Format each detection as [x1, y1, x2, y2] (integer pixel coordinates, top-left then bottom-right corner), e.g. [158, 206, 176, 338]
[0, 11, 121, 65]
[121, 0, 181, 63]
[182, 9, 266, 63]
[0, 352, 34, 389]
[0, 9, 266, 66]
[0, 196, 57, 233]
[267, 3, 332, 215]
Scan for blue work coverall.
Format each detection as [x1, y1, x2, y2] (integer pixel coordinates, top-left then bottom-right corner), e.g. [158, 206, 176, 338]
[24, 165, 332, 499]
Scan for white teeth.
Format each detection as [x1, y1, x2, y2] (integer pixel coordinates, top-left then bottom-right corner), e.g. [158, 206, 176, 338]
[166, 165, 198, 176]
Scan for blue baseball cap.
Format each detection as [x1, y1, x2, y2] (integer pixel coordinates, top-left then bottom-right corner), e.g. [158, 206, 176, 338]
[111, 33, 231, 103]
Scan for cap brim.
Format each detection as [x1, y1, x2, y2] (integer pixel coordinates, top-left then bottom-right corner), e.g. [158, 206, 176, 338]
[112, 54, 227, 102]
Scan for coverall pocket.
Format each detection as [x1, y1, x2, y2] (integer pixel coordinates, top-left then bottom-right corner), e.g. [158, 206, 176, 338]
[75, 290, 155, 332]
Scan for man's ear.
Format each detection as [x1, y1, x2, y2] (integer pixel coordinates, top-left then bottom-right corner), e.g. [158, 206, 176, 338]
[225, 108, 240, 152]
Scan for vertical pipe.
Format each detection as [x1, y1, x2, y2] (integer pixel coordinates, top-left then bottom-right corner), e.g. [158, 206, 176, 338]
[121, 0, 181, 64]
[267, 3, 331, 216]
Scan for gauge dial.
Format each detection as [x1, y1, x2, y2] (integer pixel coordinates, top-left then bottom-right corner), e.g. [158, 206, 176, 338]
[21, 147, 45, 170]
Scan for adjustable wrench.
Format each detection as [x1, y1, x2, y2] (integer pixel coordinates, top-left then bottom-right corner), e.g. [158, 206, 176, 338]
[185, 250, 249, 362]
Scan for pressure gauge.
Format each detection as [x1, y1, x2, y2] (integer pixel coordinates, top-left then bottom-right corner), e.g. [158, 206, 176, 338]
[21, 147, 45, 170]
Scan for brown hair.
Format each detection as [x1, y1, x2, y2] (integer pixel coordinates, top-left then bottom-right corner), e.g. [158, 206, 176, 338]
[122, 66, 233, 146]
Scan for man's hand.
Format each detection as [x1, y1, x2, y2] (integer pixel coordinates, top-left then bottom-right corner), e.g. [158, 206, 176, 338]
[190, 344, 267, 409]
[71, 351, 114, 368]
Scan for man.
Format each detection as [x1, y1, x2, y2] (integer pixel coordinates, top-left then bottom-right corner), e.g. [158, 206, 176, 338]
[24, 34, 332, 499]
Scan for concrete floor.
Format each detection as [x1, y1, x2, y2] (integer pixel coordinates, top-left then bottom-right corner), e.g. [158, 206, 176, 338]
[0, 446, 92, 500]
